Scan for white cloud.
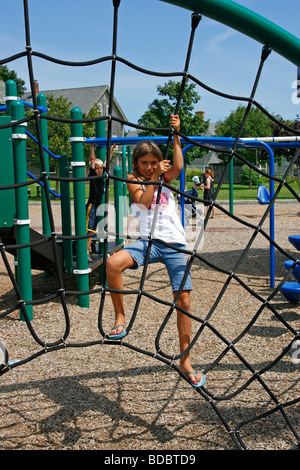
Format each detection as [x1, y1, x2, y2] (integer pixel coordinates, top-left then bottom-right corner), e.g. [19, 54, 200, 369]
[206, 29, 237, 54]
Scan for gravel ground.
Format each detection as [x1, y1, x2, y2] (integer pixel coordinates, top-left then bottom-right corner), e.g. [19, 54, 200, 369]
[0, 199, 299, 451]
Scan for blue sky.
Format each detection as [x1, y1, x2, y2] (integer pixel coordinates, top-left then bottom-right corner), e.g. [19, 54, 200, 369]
[1, 0, 299, 130]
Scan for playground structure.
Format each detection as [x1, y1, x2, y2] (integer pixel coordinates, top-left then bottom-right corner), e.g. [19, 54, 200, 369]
[281, 235, 300, 302]
[0, 0, 300, 451]
[1, 78, 300, 316]
[0, 80, 128, 318]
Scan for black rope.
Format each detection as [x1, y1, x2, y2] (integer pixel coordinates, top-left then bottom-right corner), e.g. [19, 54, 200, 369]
[98, 0, 121, 336]
[130, 11, 202, 342]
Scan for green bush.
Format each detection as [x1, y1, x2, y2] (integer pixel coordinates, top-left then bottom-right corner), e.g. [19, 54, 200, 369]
[241, 165, 262, 186]
[186, 167, 203, 182]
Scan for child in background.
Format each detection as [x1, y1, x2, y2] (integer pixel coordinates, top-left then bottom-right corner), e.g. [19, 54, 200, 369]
[200, 168, 215, 218]
[184, 175, 202, 218]
[86, 142, 115, 261]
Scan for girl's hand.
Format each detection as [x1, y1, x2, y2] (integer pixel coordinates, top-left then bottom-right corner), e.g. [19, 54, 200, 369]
[153, 159, 170, 179]
[170, 114, 180, 132]
[110, 143, 116, 158]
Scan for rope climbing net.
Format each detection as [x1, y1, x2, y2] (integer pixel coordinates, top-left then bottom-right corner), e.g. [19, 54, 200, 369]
[0, 0, 299, 450]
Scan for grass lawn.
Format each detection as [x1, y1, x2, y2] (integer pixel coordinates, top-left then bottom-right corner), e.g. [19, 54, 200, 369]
[185, 181, 299, 201]
[27, 179, 299, 202]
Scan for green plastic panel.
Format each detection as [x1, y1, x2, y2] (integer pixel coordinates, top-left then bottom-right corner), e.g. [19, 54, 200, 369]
[161, 0, 300, 66]
[0, 116, 15, 228]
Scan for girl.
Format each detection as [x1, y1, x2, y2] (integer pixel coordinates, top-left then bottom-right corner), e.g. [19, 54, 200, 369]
[106, 115, 206, 388]
[201, 169, 215, 218]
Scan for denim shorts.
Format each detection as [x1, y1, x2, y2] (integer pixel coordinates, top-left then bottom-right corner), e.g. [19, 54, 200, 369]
[124, 240, 193, 292]
[86, 203, 99, 232]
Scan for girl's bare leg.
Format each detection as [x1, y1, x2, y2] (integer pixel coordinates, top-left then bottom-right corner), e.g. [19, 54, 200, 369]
[175, 290, 203, 385]
[106, 250, 136, 335]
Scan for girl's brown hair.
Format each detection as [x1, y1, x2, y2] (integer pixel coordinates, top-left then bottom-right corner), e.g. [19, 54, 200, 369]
[205, 168, 214, 179]
[131, 140, 163, 179]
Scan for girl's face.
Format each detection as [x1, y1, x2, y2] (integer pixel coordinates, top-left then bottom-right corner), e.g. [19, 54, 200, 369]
[137, 153, 160, 180]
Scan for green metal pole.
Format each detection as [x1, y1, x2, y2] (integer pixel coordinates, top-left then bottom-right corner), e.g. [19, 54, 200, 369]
[95, 119, 107, 281]
[0, 115, 15, 228]
[127, 145, 132, 213]
[229, 156, 234, 214]
[95, 120, 106, 162]
[70, 107, 90, 308]
[5, 80, 18, 281]
[59, 154, 73, 274]
[36, 93, 53, 278]
[11, 100, 33, 321]
[95, 121, 106, 215]
[5, 80, 17, 116]
[114, 166, 123, 245]
[122, 145, 127, 214]
[37, 93, 51, 237]
[161, 0, 300, 67]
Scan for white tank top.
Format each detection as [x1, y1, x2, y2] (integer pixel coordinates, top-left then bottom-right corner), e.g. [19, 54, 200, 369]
[131, 183, 186, 244]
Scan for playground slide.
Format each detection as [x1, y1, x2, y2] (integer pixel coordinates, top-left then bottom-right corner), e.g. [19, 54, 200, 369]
[257, 185, 270, 204]
[0, 226, 64, 273]
[284, 260, 300, 283]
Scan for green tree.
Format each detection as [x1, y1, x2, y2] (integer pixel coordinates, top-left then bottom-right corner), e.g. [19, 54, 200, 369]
[138, 80, 209, 165]
[271, 114, 300, 192]
[26, 93, 72, 193]
[215, 105, 275, 188]
[0, 65, 26, 98]
[26, 96, 111, 193]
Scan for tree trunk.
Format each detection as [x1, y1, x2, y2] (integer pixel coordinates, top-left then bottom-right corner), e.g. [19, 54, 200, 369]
[56, 167, 60, 195]
[249, 167, 253, 189]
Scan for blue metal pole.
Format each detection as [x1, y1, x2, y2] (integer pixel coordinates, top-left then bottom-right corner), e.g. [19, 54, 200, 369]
[85, 135, 300, 150]
[269, 150, 275, 288]
[180, 144, 194, 227]
[84, 135, 290, 289]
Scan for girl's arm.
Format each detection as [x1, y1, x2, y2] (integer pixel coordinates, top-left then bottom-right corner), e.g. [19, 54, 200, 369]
[89, 140, 116, 168]
[164, 114, 183, 183]
[204, 177, 211, 189]
[103, 143, 116, 167]
[201, 177, 211, 190]
[90, 142, 96, 169]
[127, 114, 182, 207]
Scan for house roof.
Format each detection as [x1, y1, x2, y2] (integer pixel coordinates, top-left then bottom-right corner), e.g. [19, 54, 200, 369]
[22, 85, 127, 120]
[206, 122, 216, 136]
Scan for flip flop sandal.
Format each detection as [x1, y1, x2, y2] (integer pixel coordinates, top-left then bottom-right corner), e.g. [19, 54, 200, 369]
[107, 324, 127, 340]
[185, 370, 206, 388]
